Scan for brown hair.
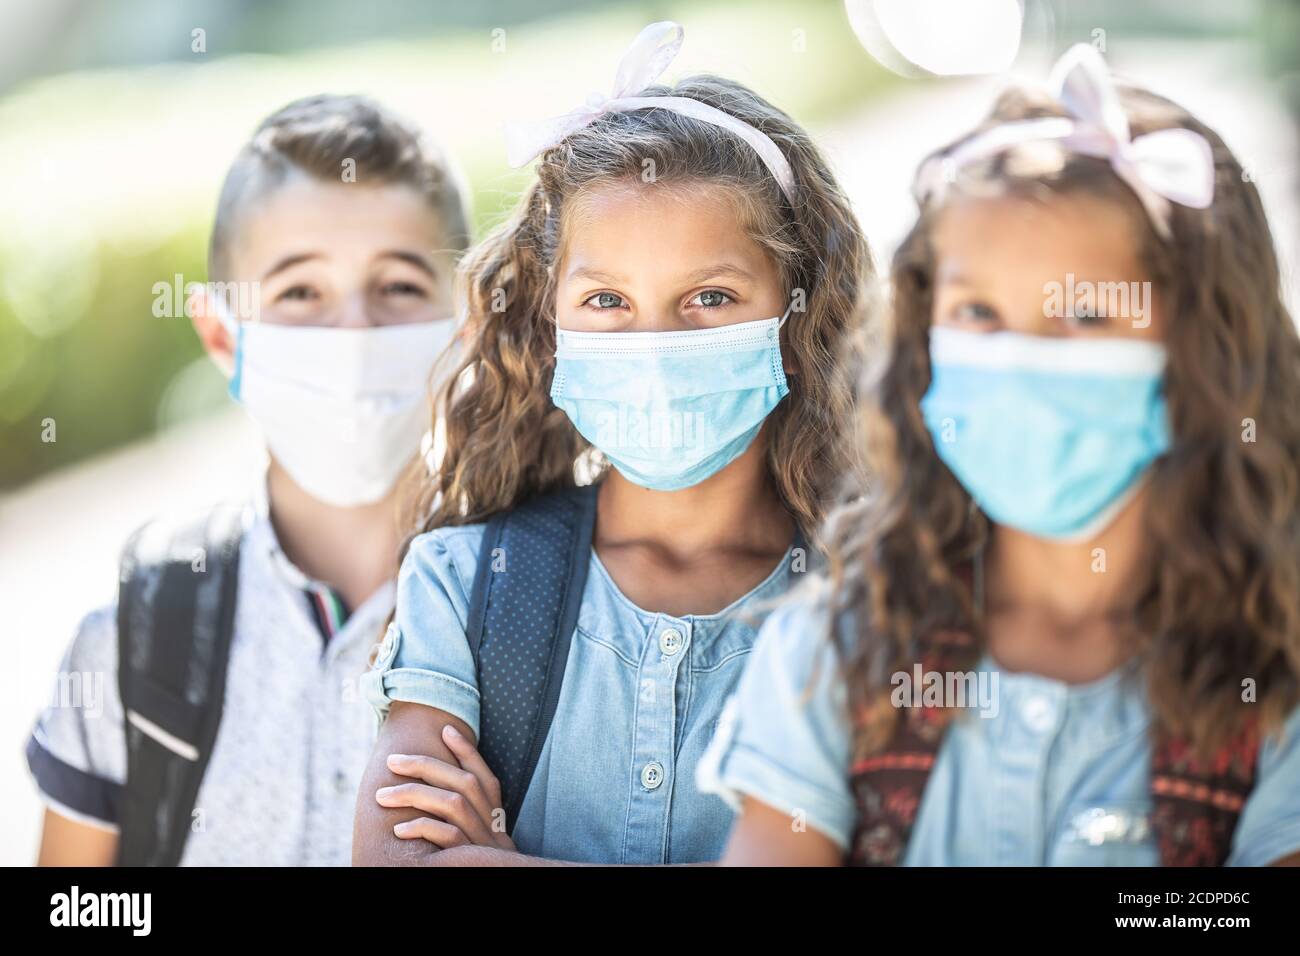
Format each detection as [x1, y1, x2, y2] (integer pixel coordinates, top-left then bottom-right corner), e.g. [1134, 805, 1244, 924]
[406, 74, 873, 545]
[208, 94, 472, 280]
[825, 81, 1300, 757]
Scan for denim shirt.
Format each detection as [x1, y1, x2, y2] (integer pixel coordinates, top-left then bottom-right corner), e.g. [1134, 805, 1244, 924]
[362, 522, 802, 864]
[698, 599, 1300, 866]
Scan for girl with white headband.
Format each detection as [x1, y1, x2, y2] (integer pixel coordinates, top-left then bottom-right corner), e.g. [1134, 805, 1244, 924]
[703, 44, 1300, 866]
[351, 22, 874, 865]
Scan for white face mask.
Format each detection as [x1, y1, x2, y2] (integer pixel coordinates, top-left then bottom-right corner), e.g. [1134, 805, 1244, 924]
[219, 310, 457, 507]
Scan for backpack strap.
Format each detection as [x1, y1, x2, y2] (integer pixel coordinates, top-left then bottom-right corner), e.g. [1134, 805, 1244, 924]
[847, 629, 971, 866]
[466, 483, 599, 834]
[115, 504, 245, 866]
[1150, 718, 1261, 866]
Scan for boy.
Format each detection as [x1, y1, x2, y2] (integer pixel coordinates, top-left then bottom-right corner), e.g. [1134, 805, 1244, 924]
[26, 94, 471, 865]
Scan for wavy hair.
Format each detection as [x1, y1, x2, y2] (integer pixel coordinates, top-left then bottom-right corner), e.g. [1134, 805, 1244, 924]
[406, 75, 873, 547]
[824, 82, 1300, 757]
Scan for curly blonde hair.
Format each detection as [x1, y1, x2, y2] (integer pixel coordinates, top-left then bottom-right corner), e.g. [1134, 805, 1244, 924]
[405, 75, 873, 548]
[824, 82, 1300, 757]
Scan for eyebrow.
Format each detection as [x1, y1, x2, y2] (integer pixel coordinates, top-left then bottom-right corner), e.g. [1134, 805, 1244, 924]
[565, 263, 756, 286]
[377, 249, 439, 279]
[567, 266, 626, 285]
[262, 252, 322, 281]
[934, 266, 974, 287]
[683, 263, 755, 285]
[261, 249, 439, 283]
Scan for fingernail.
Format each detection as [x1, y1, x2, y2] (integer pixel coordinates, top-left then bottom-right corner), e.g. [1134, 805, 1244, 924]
[386, 753, 407, 767]
[393, 822, 413, 836]
[443, 725, 462, 740]
[376, 787, 394, 800]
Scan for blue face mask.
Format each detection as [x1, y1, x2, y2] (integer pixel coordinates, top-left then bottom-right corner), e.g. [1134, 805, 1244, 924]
[920, 327, 1172, 541]
[550, 307, 791, 491]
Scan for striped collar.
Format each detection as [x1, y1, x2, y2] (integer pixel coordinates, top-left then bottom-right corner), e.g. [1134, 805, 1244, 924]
[252, 476, 355, 643]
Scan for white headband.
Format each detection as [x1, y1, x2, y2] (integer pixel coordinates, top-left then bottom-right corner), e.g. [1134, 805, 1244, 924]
[504, 21, 797, 203]
[914, 44, 1216, 239]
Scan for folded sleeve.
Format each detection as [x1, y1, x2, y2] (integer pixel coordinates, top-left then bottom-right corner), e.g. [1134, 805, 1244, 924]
[359, 526, 485, 740]
[1227, 703, 1300, 866]
[695, 598, 857, 851]
[26, 605, 126, 830]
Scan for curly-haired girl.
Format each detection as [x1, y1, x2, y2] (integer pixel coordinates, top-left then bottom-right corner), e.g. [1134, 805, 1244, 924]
[703, 45, 1300, 867]
[351, 22, 873, 865]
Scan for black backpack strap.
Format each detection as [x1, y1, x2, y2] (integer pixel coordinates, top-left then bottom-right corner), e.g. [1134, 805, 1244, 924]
[466, 483, 599, 833]
[115, 503, 245, 866]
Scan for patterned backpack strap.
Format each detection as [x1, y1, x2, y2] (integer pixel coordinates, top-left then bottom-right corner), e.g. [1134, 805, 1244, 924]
[847, 628, 974, 866]
[465, 482, 599, 834]
[1149, 716, 1261, 866]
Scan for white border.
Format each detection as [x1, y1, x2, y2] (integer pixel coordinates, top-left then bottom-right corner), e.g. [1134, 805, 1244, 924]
[930, 327, 1167, 376]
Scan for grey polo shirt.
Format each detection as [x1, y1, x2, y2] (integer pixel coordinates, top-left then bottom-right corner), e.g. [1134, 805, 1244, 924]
[25, 505, 391, 865]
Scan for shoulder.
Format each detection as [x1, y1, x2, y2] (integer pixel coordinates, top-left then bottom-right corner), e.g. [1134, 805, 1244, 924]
[62, 603, 120, 675]
[748, 587, 844, 691]
[392, 524, 491, 635]
[1228, 703, 1300, 866]
[697, 590, 858, 850]
[401, 524, 488, 594]
[28, 602, 128, 814]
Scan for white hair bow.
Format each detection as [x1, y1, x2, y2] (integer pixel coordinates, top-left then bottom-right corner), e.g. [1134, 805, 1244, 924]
[915, 44, 1216, 238]
[503, 21, 797, 202]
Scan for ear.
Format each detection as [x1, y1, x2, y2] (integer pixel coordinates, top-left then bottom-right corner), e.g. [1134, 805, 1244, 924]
[189, 287, 236, 378]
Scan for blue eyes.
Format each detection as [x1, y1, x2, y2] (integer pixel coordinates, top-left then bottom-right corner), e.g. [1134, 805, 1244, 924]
[694, 290, 731, 308]
[581, 290, 735, 311]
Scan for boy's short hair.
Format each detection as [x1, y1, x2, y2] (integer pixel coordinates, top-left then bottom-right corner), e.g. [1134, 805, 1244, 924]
[208, 94, 472, 280]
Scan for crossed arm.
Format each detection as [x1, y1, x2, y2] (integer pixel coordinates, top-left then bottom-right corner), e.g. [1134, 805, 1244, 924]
[351, 700, 720, 866]
[351, 700, 580, 867]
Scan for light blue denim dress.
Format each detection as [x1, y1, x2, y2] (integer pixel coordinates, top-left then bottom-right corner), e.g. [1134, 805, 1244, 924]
[697, 599, 1300, 866]
[362, 522, 803, 863]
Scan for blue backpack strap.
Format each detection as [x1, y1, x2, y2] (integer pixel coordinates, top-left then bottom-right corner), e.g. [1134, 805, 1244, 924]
[466, 482, 599, 832]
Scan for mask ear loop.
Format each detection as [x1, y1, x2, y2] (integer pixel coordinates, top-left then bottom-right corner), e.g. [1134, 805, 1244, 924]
[777, 300, 795, 329]
[212, 298, 247, 401]
[213, 299, 235, 333]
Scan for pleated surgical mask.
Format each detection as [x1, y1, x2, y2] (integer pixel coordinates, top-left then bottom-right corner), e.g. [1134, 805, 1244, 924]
[218, 306, 456, 507]
[920, 326, 1171, 541]
[550, 306, 792, 491]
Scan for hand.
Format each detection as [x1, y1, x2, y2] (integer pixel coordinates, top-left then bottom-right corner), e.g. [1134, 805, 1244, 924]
[376, 724, 516, 852]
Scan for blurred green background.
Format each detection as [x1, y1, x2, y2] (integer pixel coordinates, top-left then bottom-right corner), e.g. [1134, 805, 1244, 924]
[1, 0, 1295, 490]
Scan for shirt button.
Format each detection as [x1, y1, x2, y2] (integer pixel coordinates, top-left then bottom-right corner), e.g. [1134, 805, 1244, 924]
[1020, 695, 1056, 733]
[659, 627, 684, 656]
[640, 761, 665, 791]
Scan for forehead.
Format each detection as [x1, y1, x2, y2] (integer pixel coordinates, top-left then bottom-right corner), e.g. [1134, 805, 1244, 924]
[231, 175, 448, 275]
[931, 193, 1148, 285]
[559, 179, 771, 279]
